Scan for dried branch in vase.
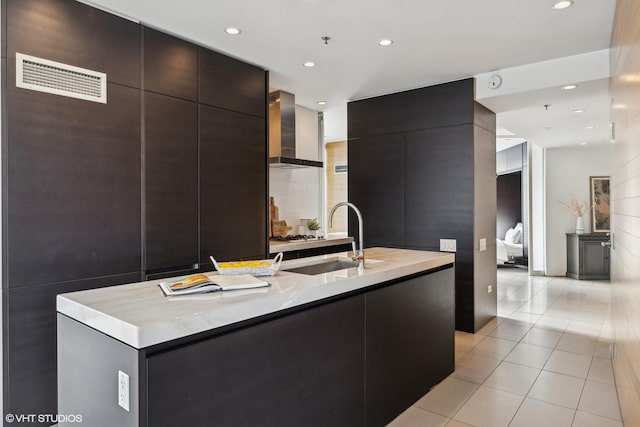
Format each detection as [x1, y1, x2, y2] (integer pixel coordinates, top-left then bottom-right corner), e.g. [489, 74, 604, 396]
[560, 197, 593, 217]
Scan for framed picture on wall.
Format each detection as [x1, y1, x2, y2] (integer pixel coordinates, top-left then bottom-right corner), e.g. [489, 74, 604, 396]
[590, 176, 610, 233]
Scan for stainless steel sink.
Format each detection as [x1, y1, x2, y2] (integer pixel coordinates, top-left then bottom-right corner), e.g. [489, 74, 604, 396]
[283, 257, 382, 275]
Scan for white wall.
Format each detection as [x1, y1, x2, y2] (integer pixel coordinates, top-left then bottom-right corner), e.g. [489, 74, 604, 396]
[544, 145, 611, 276]
[530, 143, 545, 273]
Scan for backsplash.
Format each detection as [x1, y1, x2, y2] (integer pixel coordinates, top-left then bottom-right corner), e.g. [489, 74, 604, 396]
[269, 167, 322, 232]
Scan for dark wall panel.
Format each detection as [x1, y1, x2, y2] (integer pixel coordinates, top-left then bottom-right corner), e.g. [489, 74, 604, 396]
[199, 48, 266, 117]
[143, 27, 198, 101]
[348, 134, 405, 248]
[144, 92, 198, 270]
[6, 0, 141, 88]
[3, 273, 141, 426]
[404, 125, 475, 250]
[200, 105, 266, 263]
[348, 79, 474, 138]
[7, 68, 142, 288]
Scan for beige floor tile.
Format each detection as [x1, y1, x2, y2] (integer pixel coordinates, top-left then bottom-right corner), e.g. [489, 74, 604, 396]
[577, 380, 622, 420]
[444, 420, 473, 427]
[414, 377, 478, 418]
[482, 361, 540, 396]
[535, 315, 570, 332]
[467, 336, 517, 360]
[586, 357, 614, 384]
[509, 398, 575, 427]
[452, 352, 502, 384]
[505, 342, 553, 368]
[387, 406, 449, 427]
[565, 320, 603, 337]
[455, 331, 485, 347]
[572, 410, 623, 427]
[520, 327, 563, 348]
[593, 339, 612, 359]
[453, 386, 523, 427]
[527, 370, 585, 409]
[507, 311, 542, 325]
[543, 349, 592, 378]
[556, 333, 597, 356]
[488, 320, 531, 341]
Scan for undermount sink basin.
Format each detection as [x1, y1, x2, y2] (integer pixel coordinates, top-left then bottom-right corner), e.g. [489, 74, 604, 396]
[283, 257, 382, 275]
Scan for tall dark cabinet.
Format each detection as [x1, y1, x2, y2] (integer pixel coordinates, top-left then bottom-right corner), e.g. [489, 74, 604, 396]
[1, 0, 267, 423]
[348, 79, 497, 333]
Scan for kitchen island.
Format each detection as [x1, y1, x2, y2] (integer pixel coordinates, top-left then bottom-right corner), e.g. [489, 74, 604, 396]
[57, 247, 455, 427]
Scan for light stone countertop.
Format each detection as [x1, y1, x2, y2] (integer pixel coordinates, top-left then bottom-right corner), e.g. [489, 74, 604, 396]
[57, 247, 454, 349]
[269, 235, 354, 253]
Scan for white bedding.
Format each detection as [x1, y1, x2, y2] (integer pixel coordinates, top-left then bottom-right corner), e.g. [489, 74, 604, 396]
[496, 238, 523, 264]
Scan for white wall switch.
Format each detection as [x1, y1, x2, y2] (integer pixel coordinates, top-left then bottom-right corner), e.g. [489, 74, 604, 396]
[488, 285, 493, 293]
[479, 238, 487, 251]
[118, 370, 130, 412]
[440, 239, 457, 252]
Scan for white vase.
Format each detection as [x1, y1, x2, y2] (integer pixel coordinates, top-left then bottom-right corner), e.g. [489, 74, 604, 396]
[576, 216, 585, 234]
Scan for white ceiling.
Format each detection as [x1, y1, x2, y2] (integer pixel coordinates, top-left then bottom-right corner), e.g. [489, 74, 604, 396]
[83, 0, 617, 147]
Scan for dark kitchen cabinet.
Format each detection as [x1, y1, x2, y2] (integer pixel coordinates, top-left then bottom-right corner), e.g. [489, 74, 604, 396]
[199, 105, 267, 264]
[3, 273, 140, 426]
[199, 48, 266, 117]
[145, 92, 199, 271]
[6, 67, 142, 288]
[143, 27, 198, 101]
[566, 233, 610, 280]
[365, 268, 455, 425]
[6, 0, 141, 88]
[404, 126, 475, 250]
[146, 296, 365, 427]
[348, 134, 405, 248]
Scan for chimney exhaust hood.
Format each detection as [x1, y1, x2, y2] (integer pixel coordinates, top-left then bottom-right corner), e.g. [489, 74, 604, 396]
[269, 91, 323, 168]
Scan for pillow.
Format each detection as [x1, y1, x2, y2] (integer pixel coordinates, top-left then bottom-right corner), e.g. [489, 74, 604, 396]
[505, 227, 521, 244]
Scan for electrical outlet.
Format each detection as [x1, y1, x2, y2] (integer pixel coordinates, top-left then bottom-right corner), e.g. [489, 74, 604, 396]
[118, 370, 130, 412]
[440, 239, 457, 252]
[488, 285, 492, 293]
[479, 238, 487, 251]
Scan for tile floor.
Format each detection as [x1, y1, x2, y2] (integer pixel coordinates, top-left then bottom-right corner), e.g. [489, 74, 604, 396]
[389, 268, 623, 427]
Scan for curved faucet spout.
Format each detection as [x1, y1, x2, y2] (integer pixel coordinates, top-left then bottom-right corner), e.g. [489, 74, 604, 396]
[328, 202, 365, 270]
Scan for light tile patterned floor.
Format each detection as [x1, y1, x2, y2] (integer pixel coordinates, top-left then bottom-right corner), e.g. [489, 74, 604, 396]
[388, 268, 623, 427]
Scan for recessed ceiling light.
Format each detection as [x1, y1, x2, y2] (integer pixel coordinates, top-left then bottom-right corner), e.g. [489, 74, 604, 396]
[317, 101, 327, 105]
[378, 39, 393, 46]
[552, 1, 574, 10]
[544, 126, 553, 130]
[225, 27, 241, 35]
[573, 108, 586, 113]
[562, 84, 577, 90]
[585, 126, 595, 129]
[579, 142, 587, 146]
[303, 61, 316, 68]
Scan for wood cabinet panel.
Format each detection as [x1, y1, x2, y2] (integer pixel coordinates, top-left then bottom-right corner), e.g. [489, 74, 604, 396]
[348, 134, 405, 248]
[404, 125, 475, 250]
[145, 92, 198, 271]
[566, 233, 610, 280]
[348, 78, 474, 138]
[365, 269, 455, 425]
[6, 0, 141, 88]
[7, 64, 142, 288]
[199, 105, 266, 263]
[199, 48, 266, 117]
[3, 273, 141, 426]
[147, 296, 365, 427]
[143, 27, 198, 101]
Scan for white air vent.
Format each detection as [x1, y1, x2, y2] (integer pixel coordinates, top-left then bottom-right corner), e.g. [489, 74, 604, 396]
[16, 53, 107, 103]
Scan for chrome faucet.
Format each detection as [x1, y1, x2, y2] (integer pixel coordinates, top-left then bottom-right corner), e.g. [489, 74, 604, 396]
[328, 202, 365, 270]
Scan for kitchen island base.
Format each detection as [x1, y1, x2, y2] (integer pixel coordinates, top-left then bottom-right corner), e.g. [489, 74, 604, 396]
[57, 250, 454, 426]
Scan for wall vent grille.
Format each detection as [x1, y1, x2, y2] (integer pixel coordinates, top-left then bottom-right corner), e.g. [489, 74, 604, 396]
[16, 53, 107, 103]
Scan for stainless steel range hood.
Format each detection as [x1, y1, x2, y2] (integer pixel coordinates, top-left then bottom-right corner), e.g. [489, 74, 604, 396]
[269, 91, 323, 168]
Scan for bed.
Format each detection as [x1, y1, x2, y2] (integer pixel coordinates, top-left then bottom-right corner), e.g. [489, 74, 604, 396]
[497, 222, 523, 264]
